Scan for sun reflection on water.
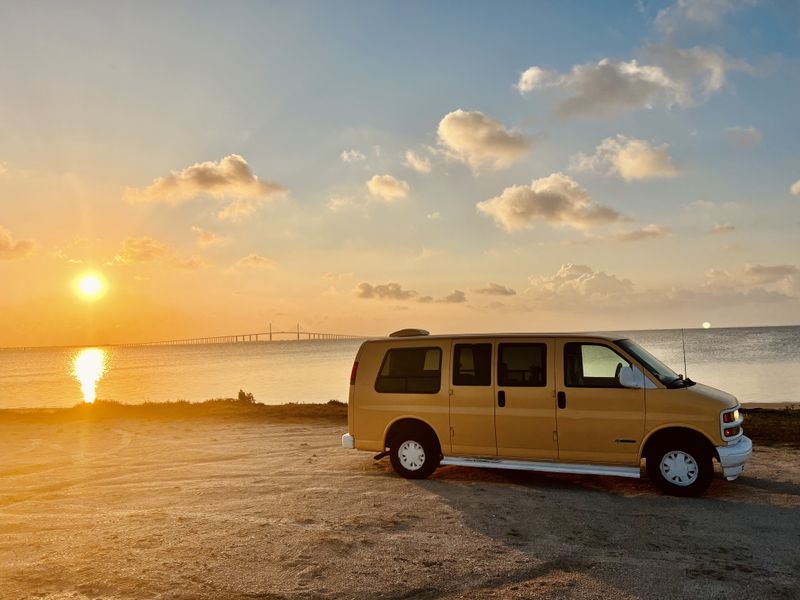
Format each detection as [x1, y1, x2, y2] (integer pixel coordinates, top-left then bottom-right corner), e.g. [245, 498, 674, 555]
[72, 348, 107, 403]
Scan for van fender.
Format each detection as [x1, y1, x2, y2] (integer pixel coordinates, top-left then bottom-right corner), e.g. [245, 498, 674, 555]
[639, 424, 719, 461]
[381, 415, 444, 452]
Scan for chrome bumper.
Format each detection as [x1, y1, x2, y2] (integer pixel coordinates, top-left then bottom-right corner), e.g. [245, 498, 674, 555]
[717, 435, 752, 480]
[341, 433, 355, 449]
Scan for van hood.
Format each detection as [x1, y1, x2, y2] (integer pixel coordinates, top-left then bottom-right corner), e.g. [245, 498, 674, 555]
[686, 382, 738, 409]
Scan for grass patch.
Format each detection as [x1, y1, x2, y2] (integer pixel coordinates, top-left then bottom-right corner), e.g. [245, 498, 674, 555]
[0, 398, 348, 425]
[741, 407, 800, 448]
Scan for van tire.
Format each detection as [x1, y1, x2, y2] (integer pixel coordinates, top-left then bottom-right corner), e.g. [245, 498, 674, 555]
[646, 441, 713, 497]
[389, 426, 440, 480]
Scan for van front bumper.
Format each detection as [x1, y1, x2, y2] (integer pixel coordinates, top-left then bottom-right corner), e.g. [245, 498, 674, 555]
[717, 435, 752, 480]
[342, 433, 355, 449]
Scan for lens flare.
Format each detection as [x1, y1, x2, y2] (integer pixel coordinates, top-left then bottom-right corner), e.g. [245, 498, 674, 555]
[72, 348, 107, 403]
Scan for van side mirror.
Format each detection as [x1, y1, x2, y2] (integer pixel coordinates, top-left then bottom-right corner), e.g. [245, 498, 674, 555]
[618, 365, 644, 389]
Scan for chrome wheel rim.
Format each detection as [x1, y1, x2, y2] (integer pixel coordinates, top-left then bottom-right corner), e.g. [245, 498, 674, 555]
[398, 440, 425, 471]
[660, 450, 699, 486]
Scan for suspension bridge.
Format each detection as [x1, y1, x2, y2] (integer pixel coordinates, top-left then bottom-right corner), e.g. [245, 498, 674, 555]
[117, 324, 365, 347]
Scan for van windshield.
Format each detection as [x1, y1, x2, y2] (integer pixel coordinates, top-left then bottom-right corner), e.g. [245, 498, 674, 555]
[615, 339, 691, 388]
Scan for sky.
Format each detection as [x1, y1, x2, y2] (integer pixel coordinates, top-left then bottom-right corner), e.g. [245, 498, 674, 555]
[1, 0, 799, 346]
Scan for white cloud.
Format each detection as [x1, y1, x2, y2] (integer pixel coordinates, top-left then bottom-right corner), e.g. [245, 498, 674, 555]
[790, 179, 800, 196]
[473, 282, 517, 296]
[340, 149, 366, 163]
[124, 155, 286, 221]
[517, 46, 747, 118]
[531, 264, 634, 297]
[426, 212, 441, 221]
[724, 126, 762, 148]
[327, 196, 359, 212]
[356, 282, 417, 300]
[0, 225, 35, 260]
[655, 0, 756, 35]
[476, 172, 625, 232]
[437, 109, 530, 170]
[404, 150, 432, 174]
[191, 226, 227, 248]
[515, 66, 556, 94]
[366, 175, 409, 202]
[571, 135, 678, 181]
[112, 236, 208, 270]
[614, 224, 670, 242]
[236, 254, 273, 268]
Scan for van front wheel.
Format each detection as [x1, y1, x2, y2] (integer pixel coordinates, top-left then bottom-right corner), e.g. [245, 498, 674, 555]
[647, 442, 713, 497]
[389, 427, 439, 480]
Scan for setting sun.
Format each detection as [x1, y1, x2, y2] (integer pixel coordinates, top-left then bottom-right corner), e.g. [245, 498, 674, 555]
[73, 272, 107, 301]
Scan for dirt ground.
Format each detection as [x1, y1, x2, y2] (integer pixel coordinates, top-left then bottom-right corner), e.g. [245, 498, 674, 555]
[0, 419, 798, 599]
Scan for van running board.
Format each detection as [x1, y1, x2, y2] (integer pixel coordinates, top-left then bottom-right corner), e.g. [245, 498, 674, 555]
[440, 456, 641, 479]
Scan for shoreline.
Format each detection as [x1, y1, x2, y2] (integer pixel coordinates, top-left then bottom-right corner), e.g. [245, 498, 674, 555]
[0, 398, 797, 448]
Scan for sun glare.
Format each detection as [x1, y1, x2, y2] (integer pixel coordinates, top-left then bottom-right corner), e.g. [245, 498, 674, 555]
[72, 348, 107, 403]
[73, 272, 107, 301]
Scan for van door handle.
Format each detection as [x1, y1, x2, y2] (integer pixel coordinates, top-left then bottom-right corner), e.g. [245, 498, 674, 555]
[557, 391, 566, 409]
[498, 390, 506, 408]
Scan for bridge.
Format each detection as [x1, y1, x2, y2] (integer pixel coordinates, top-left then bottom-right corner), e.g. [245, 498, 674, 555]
[119, 324, 365, 347]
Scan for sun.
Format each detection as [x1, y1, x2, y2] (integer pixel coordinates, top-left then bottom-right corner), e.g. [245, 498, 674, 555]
[73, 272, 107, 301]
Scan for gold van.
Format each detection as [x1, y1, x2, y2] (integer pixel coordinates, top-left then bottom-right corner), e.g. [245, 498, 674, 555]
[341, 329, 752, 496]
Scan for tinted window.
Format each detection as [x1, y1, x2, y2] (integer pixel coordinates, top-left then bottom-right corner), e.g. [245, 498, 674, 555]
[564, 343, 630, 388]
[453, 343, 492, 386]
[498, 343, 546, 387]
[375, 347, 442, 394]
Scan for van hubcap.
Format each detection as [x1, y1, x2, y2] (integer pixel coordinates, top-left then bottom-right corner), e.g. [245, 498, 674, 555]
[660, 451, 699, 486]
[398, 440, 425, 471]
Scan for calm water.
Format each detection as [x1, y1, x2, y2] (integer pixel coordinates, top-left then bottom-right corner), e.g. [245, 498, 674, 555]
[0, 326, 798, 409]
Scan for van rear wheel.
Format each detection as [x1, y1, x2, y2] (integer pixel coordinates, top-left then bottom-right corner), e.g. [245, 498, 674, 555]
[389, 426, 439, 480]
[647, 442, 713, 497]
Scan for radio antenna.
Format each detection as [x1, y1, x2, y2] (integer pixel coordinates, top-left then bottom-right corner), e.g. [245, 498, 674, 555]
[681, 328, 688, 379]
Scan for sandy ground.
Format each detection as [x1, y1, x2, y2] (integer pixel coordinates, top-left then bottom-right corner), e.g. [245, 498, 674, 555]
[0, 420, 798, 600]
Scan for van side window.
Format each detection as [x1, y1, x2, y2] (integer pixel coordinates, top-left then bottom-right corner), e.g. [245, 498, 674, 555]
[498, 343, 546, 387]
[453, 343, 492, 386]
[375, 347, 442, 394]
[564, 343, 630, 388]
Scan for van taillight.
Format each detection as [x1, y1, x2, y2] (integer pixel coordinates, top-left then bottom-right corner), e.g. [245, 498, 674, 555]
[722, 409, 740, 423]
[724, 426, 741, 437]
[350, 361, 359, 385]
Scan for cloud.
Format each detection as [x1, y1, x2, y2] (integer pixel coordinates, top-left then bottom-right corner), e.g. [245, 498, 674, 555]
[790, 179, 800, 196]
[613, 224, 670, 242]
[340, 149, 366, 163]
[427, 212, 441, 221]
[124, 154, 286, 220]
[235, 254, 273, 268]
[440, 290, 466, 304]
[473, 282, 517, 296]
[437, 109, 530, 170]
[366, 175, 409, 202]
[356, 282, 417, 300]
[744, 264, 798, 284]
[404, 150, 432, 174]
[476, 172, 625, 232]
[571, 135, 678, 181]
[112, 236, 208, 270]
[712, 223, 735, 234]
[655, 0, 756, 35]
[327, 196, 359, 212]
[531, 264, 634, 297]
[724, 126, 762, 148]
[191, 226, 227, 248]
[516, 66, 556, 94]
[518, 46, 747, 118]
[0, 225, 36, 260]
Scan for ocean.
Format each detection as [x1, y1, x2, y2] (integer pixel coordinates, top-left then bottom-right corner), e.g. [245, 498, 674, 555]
[0, 326, 798, 409]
